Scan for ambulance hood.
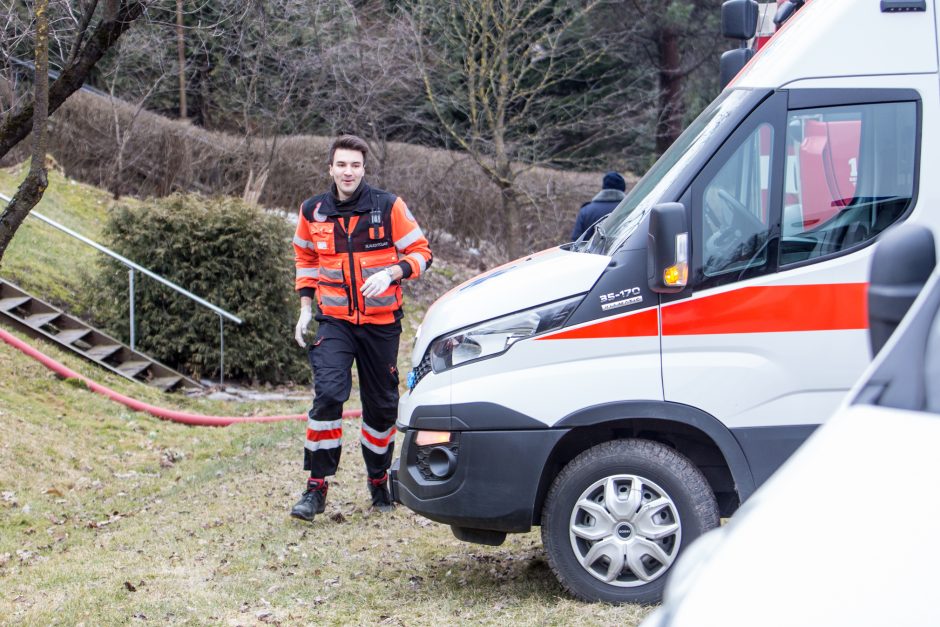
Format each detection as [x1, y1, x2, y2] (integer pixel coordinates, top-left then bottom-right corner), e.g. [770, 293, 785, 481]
[412, 247, 610, 365]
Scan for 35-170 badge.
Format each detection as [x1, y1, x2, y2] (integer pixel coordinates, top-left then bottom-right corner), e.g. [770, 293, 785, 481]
[599, 287, 643, 311]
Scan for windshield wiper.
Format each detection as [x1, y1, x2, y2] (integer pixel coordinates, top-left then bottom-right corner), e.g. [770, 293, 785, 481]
[591, 221, 609, 252]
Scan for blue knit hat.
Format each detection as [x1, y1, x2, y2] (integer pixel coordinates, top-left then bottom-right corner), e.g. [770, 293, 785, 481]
[602, 171, 626, 191]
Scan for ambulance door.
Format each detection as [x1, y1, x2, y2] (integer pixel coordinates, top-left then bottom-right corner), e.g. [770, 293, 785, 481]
[661, 89, 920, 485]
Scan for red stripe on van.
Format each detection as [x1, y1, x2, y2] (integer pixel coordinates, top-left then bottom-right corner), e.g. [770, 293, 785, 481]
[539, 307, 659, 340]
[662, 283, 868, 335]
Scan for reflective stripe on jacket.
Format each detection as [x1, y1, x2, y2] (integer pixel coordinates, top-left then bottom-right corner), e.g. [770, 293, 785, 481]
[293, 183, 432, 325]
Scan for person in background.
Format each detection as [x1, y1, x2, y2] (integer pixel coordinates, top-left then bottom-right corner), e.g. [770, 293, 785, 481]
[291, 134, 433, 522]
[571, 171, 627, 241]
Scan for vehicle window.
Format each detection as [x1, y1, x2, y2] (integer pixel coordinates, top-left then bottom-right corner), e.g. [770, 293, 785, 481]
[577, 89, 756, 256]
[701, 123, 774, 277]
[780, 101, 917, 265]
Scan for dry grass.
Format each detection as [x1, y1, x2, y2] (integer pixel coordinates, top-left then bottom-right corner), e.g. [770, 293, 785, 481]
[0, 329, 654, 626]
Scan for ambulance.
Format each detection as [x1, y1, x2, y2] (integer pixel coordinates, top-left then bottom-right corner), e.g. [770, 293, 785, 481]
[390, 0, 938, 604]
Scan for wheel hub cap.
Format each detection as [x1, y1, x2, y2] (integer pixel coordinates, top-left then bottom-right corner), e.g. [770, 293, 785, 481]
[568, 474, 682, 588]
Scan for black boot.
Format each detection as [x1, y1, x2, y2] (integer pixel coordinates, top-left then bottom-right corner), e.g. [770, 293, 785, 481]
[367, 473, 394, 513]
[290, 478, 328, 521]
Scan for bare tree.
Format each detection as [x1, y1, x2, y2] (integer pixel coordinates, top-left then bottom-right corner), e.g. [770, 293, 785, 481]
[319, 6, 426, 179]
[101, 28, 171, 198]
[0, 0, 151, 264]
[405, 0, 643, 258]
[0, 0, 50, 262]
[175, 0, 185, 119]
[0, 1, 149, 160]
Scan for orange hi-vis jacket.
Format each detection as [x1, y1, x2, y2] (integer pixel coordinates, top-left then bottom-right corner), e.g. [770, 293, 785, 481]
[293, 183, 432, 325]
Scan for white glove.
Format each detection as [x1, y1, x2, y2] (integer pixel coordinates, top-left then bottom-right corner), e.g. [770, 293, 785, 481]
[295, 306, 313, 347]
[361, 269, 393, 298]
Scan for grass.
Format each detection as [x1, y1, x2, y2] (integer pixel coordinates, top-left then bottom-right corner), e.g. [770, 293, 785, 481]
[0, 163, 654, 624]
[0, 161, 138, 316]
[0, 330, 654, 625]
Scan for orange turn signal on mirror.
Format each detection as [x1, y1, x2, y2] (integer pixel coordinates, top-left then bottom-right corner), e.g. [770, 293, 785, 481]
[664, 263, 688, 286]
[415, 430, 452, 446]
[664, 232, 689, 287]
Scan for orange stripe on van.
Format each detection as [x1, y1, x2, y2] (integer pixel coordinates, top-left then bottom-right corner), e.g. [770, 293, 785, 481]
[539, 307, 659, 340]
[662, 283, 868, 335]
[538, 283, 867, 341]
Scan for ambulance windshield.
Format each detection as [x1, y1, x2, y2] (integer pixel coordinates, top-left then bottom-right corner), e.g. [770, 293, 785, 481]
[579, 89, 753, 256]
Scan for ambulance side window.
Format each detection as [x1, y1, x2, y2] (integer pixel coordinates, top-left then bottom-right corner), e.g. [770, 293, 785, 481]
[700, 123, 775, 277]
[779, 101, 917, 266]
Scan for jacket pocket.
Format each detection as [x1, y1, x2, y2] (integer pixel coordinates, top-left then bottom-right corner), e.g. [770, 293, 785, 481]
[317, 258, 351, 316]
[359, 251, 402, 315]
[308, 222, 336, 255]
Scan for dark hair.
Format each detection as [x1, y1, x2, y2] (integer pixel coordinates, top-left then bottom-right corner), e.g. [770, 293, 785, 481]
[329, 134, 369, 165]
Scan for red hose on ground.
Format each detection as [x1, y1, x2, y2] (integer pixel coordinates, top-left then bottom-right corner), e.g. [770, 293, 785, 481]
[0, 327, 362, 426]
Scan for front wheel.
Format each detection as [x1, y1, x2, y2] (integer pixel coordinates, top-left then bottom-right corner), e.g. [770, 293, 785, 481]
[541, 439, 719, 604]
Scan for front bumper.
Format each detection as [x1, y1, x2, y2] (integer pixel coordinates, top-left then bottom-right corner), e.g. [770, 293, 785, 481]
[390, 425, 567, 533]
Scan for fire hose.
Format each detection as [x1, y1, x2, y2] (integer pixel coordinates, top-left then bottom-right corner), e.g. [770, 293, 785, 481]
[0, 327, 362, 426]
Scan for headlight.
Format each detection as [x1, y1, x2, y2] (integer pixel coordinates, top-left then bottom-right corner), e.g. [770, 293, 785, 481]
[429, 296, 581, 373]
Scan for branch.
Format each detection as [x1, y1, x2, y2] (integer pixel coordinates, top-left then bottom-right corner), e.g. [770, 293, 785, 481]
[0, 0, 148, 161]
[66, 0, 100, 67]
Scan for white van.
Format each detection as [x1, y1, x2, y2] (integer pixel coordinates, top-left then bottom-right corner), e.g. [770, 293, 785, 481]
[640, 223, 940, 627]
[390, 0, 940, 604]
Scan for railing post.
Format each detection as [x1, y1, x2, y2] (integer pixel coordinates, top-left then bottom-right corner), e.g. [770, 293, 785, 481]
[129, 269, 136, 350]
[219, 314, 224, 387]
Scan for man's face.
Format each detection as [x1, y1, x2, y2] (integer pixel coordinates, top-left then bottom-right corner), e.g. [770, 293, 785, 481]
[329, 148, 365, 200]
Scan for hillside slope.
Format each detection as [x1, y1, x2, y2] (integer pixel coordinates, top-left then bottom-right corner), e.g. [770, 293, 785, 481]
[0, 161, 139, 316]
[0, 326, 652, 625]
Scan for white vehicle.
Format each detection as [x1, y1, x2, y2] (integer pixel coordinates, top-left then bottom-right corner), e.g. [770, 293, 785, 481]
[390, 0, 940, 604]
[641, 222, 940, 627]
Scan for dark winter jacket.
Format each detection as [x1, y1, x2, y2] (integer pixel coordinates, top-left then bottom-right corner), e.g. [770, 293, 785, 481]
[571, 189, 626, 241]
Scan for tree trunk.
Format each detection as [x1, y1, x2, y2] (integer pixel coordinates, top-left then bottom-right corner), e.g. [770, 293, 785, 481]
[499, 182, 521, 261]
[655, 27, 684, 156]
[0, 0, 51, 266]
[0, 0, 146, 161]
[176, 0, 187, 119]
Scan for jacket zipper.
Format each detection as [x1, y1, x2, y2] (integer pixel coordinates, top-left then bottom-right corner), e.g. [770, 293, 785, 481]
[346, 227, 357, 320]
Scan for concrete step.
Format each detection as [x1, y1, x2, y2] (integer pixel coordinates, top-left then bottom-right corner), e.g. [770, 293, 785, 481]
[0, 296, 31, 312]
[54, 328, 91, 345]
[84, 344, 122, 361]
[24, 312, 61, 329]
[116, 360, 152, 378]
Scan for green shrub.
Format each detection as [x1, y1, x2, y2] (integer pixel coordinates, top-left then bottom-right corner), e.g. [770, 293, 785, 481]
[89, 193, 309, 384]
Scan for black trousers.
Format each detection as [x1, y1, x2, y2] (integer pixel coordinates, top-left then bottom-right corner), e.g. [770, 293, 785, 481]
[304, 317, 401, 480]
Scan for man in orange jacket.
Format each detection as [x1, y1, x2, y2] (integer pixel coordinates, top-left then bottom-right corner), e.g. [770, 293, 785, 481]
[290, 134, 433, 521]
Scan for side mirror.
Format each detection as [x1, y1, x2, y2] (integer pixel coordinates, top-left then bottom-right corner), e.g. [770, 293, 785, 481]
[648, 202, 689, 294]
[868, 223, 936, 356]
[720, 48, 755, 89]
[720, 0, 758, 89]
[773, 0, 804, 27]
[721, 0, 759, 39]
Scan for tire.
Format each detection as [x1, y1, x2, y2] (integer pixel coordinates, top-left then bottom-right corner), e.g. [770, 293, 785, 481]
[541, 439, 719, 604]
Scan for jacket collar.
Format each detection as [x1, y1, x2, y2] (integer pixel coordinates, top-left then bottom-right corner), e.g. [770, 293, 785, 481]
[592, 188, 626, 203]
[320, 181, 373, 216]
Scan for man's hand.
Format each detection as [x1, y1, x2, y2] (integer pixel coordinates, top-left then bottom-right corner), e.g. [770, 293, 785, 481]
[295, 305, 313, 347]
[361, 269, 393, 298]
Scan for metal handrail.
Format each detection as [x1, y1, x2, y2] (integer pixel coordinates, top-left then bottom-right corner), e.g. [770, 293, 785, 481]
[0, 192, 242, 384]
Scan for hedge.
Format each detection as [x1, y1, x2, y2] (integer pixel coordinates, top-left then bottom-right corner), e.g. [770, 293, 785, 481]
[88, 193, 309, 385]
